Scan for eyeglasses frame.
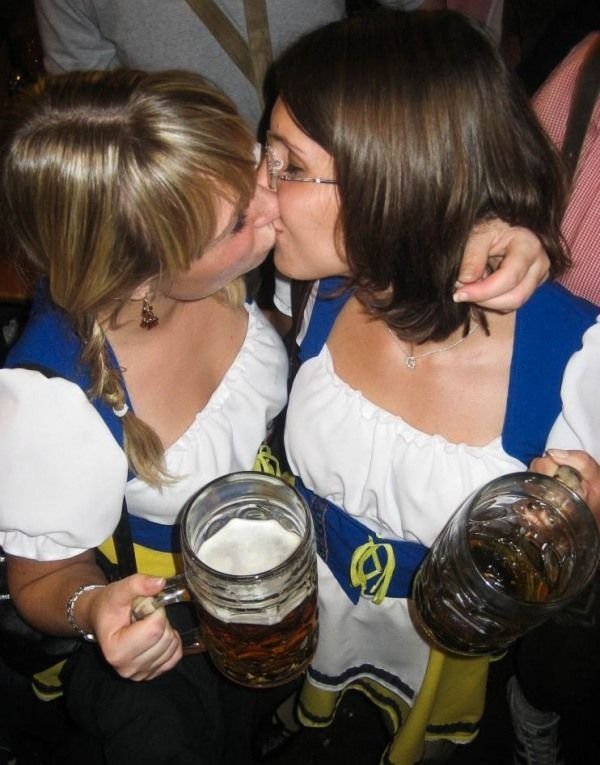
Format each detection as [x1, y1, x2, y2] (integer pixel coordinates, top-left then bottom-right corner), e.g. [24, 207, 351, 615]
[264, 131, 338, 190]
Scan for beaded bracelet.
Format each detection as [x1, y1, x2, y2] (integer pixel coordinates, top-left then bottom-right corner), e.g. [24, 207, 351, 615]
[66, 583, 106, 642]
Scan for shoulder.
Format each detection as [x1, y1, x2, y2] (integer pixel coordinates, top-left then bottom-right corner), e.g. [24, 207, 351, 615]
[548, 316, 600, 460]
[513, 281, 598, 389]
[245, 301, 288, 371]
[503, 284, 598, 463]
[0, 368, 125, 467]
[519, 281, 598, 326]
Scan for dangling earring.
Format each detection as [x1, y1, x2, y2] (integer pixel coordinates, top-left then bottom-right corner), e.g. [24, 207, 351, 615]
[140, 293, 159, 330]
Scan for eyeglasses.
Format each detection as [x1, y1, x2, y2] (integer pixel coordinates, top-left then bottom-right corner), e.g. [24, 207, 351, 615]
[265, 131, 338, 191]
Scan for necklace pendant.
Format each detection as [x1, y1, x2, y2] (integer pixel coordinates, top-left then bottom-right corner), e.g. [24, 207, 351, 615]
[405, 356, 417, 369]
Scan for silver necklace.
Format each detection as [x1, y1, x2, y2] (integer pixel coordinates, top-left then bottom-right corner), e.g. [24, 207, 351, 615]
[388, 322, 480, 369]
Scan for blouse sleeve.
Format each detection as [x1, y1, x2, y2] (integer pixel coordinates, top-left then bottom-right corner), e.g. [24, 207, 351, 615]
[546, 318, 600, 462]
[0, 368, 128, 560]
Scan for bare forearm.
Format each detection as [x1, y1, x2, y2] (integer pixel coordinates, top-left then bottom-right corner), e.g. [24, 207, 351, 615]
[8, 552, 182, 680]
[7, 550, 106, 638]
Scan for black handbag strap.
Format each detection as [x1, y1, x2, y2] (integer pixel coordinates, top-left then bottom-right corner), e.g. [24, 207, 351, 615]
[183, 0, 272, 106]
[112, 498, 137, 578]
[562, 35, 600, 181]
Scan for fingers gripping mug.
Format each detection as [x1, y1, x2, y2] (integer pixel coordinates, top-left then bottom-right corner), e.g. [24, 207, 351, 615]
[134, 472, 319, 688]
[411, 467, 600, 656]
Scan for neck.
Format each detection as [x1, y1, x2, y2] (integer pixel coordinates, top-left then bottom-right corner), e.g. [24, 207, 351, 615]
[393, 319, 477, 350]
[386, 310, 515, 363]
[100, 291, 211, 342]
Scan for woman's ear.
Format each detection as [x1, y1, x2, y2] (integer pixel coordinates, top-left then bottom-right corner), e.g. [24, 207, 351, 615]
[130, 278, 154, 301]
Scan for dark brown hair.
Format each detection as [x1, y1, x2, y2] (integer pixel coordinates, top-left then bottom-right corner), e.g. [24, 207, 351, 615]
[275, 10, 569, 342]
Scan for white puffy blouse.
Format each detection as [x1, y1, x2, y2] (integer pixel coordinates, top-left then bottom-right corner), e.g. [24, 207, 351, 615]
[0, 302, 288, 561]
[283, 317, 600, 701]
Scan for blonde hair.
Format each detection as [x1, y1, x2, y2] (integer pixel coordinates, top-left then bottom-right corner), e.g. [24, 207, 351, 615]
[1, 69, 256, 485]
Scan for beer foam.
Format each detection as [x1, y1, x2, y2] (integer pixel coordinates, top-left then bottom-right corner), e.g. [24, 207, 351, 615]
[197, 517, 301, 575]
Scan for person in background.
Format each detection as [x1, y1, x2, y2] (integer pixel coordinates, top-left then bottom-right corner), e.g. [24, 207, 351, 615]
[32, 1, 452, 129]
[505, 31, 600, 765]
[259, 9, 598, 764]
[0, 68, 286, 763]
[380, 0, 505, 41]
[533, 32, 600, 304]
[32, 0, 441, 327]
[33, 0, 347, 132]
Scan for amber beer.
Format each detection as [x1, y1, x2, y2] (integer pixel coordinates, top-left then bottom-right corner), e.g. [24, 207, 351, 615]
[180, 472, 319, 687]
[412, 517, 539, 655]
[196, 589, 318, 687]
[412, 471, 599, 656]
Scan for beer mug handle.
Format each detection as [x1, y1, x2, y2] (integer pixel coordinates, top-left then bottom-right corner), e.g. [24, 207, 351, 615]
[131, 574, 205, 654]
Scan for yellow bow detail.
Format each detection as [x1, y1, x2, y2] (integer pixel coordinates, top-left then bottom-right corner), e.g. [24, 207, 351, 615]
[253, 443, 282, 476]
[350, 536, 396, 604]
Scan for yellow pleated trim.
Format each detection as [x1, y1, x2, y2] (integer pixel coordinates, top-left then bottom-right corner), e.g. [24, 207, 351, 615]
[298, 649, 490, 765]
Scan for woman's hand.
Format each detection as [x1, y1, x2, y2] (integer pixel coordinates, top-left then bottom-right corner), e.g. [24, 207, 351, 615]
[454, 221, 550, 311]
[530, 449, 600, 530]
[7, 551, 182, 682]
[91, 574, 183, 681]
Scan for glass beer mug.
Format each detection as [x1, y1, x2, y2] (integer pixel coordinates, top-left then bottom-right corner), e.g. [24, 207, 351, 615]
[412, 467, 600, 656]
[134, 472, 318, 687]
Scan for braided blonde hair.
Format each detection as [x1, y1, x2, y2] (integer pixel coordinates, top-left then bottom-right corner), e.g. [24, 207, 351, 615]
[1, 69, 257, 485]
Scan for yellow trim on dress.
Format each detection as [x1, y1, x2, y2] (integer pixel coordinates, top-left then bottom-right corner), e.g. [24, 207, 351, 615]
[97, 537, 181, 578]
[298, 649, 490, 765]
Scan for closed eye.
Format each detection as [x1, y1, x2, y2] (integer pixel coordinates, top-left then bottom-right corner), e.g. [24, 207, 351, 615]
[231, 211, 248, 234]
[282, 163, 304, 179]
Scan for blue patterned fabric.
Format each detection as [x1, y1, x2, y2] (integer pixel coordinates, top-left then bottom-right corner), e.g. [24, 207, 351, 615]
[297, 277, 351, 364]
[296, 478, 428, 604]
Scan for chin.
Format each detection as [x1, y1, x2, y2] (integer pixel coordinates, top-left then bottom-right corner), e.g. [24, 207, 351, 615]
[273, 256, 288, 272]
[252, 249, 273, 270]
[273, 252, 294, 279]
[275, 261, 319, 283]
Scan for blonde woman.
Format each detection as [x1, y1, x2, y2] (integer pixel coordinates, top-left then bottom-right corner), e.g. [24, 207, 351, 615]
[0, 69, 285, 763]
